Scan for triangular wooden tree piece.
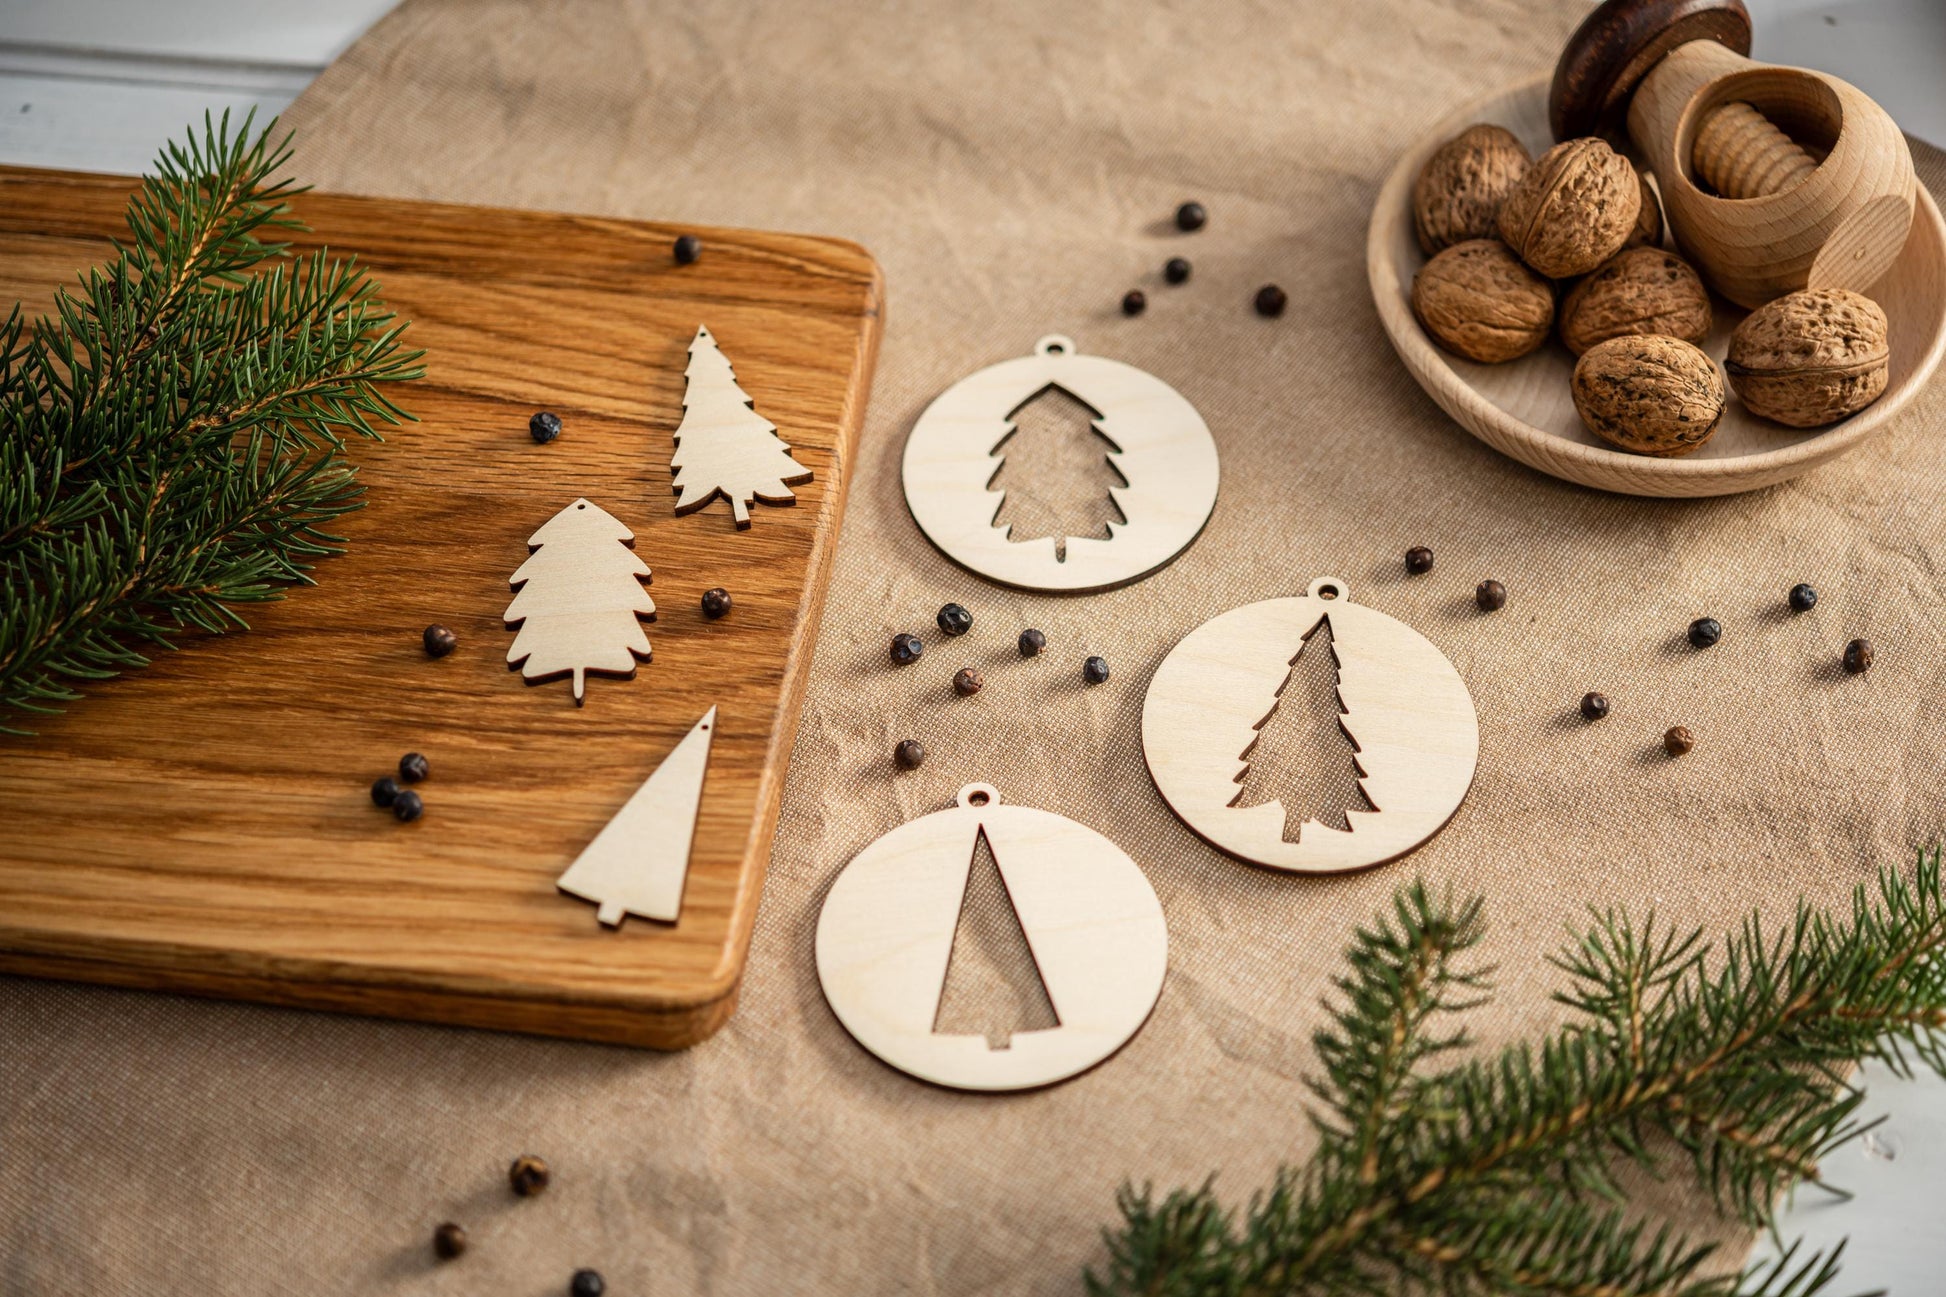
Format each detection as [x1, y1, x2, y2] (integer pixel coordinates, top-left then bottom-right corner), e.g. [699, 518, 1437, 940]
[670, 325, 812, 528]
[556, 707, 717, 926]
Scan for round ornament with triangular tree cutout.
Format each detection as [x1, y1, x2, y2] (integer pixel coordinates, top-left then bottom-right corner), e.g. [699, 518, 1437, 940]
[902, 335, 1218, 592]
[1142, 577, 1478, 873]
[815, 783, 1168, 1091]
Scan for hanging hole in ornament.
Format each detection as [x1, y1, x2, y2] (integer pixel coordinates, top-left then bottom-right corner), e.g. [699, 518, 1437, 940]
[958, 782, 999, 809]
[1035, 334, 1075, 357]
[1308, 576, 1348, 602]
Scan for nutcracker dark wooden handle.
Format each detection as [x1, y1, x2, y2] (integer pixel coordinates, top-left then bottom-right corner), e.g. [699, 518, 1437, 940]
[1549, 0, 1751, 142]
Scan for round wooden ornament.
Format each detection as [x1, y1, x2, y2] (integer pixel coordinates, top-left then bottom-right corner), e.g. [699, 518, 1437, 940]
[902, 335, 1219, 592]
[814, 783, 1168, 1091]
[1142, 577, 1479, 874]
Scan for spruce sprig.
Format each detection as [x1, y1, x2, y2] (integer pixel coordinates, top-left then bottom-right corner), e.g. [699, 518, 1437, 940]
[0, 111, 424, 733]
[1092, 850, 1946, 1296]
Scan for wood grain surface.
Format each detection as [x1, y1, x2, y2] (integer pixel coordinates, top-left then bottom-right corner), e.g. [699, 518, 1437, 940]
[0, 165, 882, 1049]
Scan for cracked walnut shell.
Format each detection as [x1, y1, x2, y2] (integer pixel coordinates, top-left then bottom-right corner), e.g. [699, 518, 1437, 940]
[1571, 335, 1725, 456]
[1496, 137, 1641, 279]
[1726, 288, 1890, 428]
[1413, 124, 1532, 256]
[1559, 247, 1712, 356]
[1411, 239, 1553, 364]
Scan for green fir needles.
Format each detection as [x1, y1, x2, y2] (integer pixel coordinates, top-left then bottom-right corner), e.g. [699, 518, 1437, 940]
[1093, 849, 1946, 1297]
[0, 112, 422, 733]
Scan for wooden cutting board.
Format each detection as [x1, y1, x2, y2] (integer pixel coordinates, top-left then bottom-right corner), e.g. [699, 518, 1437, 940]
[0, 166, 882, 1049]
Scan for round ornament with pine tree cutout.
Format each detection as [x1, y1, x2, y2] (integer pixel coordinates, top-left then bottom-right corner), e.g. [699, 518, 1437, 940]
[1142, 577, 1478, 874]
[671, 324, 813, 528]
[815, 782, 1168, 1091]
[503, 498, 656, 704]
[902, 335, 1219, 592]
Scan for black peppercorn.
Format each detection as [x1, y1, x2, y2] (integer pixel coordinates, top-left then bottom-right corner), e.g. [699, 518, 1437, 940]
[1174, 201, 1207, 231]
[422, 624, 458, 658]
[509, 1154, 551, 1198]
[370, 776, 400, 808]
[1580, 692, 1610, 722]
[398, 752, 429, 783]
[1405, 546, 1434, 576]
[953, 667, 984, 697]
[1254, 284, 1287, 318]
[937, 603, 973, 636]
[1018, 628, 1047, 657]
[701, 587, 732, 619]
[1164, 257, 1191, 284]
[433, 1222, 468, 1261]
[673, 234, 702, 265]
[528, 411, 562, 444]
[1121, 289, 1147, 317]
[894, 738, 926, 770]
[1475, 580, 1506, 612]
[570, 1269, 606, 1297]
[1789, 583, 1818, 613]
[392, 790, 424, 823]
[1664, 725, 1694, 757]
[890, 632, 924, 666]
[1687, 617, 1722, 649]
[1843, 638, 1874, 674]
[1083, 655, 1110, 685]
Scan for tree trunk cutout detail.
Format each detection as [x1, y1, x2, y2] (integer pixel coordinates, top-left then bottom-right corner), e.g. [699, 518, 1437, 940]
[931, 826, 1060, 1049]
[987, 384, 1130, 562]
[670, 325, 812, 528]
[1232, 615, 1376, 840]
[503, 498, 655, 703]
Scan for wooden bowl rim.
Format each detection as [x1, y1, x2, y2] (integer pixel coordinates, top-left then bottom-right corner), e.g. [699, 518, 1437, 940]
[1367, 74, 1946, 495]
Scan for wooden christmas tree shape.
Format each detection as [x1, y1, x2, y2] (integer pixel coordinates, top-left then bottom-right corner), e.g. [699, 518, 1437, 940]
[929, 826, 1061, 1048]
[986, 384, 1131, 563]
[556, 708, 716, 926]
[670, 325, 812, 528]
[503, 498, 655, 703]
[1231, 617, 1376, 839]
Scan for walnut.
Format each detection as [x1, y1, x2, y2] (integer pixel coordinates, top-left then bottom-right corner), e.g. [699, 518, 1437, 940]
[1625, 167, 1663, 250]
[1725, 288, 1890, 428]
[1496, 138, 1641, 279]
[1571, 335, 1725, 456]
[1413, 124, 1532, 256]
[1558, 247, 1712, 356]
[1411, 239, 1554, 364]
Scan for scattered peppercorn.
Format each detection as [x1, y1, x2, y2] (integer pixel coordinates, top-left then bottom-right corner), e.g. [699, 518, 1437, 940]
[370, 776, 400, 808]
[1475, 580, 1506, 611]
[528, 411, 562, 444]
[953, 667, 984, 697]
[1175, 201, 1207, 232]
[937, 603, 973, 636]
[398, 752, 429, 783]
[392, 790, 424, 822]
[1687, 617, 1722, 649]
[432, 1222, 468, 1261]
[422, 624, 458, 658]
[1083, 655, 1110, 685]
[1122, 289, 1147, 317]
[509, 1154, 551, 1198]
[1164, 257, 1191, 285]
[1580, 692, 1610, 721]
[1789, 583, 1818, 613]
[1018, 628, 1047, 657]
[1843, 638, 1874, 674]
[890, 633, 924, 666]
[1405, 546, 1434, 575]
[570, 1269, 606, 1297]
[673, 234, 702, 265]
[1254, 284, 1288, 318]
[701, 587, 732, 619]
[1664, 726, 1695, 757]
[894, 738, 926, 770]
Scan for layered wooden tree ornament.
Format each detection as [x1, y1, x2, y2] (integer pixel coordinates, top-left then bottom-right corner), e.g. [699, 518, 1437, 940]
[503, 498, 655, 703]
[671, 325, 812, 527]
[556, 708, 716, 926]
[815, 783, 1168, 1091]
[902, 335, 1219, 592]
[1142, 577, 1478, 873]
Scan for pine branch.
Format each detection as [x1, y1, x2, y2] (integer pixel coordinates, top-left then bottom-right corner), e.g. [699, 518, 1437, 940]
[0, 111, 423, 733]
[1091, 849, 1946, 1297]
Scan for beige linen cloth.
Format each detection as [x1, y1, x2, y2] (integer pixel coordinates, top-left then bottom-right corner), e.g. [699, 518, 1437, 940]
[6, 1, 1946, 1292]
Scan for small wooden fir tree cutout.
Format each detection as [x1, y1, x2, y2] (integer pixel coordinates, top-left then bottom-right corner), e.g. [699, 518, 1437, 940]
[504, 498, 655, 703]
[986, 385, 1130, 563]
[671, 325, 812, 527]
[1232, 617, 1376, 838]
[556, 708, 716, 926]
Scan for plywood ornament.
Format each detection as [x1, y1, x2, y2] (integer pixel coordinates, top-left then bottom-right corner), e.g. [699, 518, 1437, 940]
[1142, 577, 1479, 874]
[671, 325, 813, 527]
[902, 335, 1219, 592]
[556, 708, 716, 926]
[504, 498, 655, 703]
[815, 783, 1168, 1091]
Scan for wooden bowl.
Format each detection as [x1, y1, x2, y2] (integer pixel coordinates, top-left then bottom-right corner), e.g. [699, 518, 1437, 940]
[1368, 76, 1946, 497]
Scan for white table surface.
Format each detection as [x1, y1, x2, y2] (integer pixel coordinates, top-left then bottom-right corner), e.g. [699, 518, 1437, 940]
[1, 0, 1941, 1289]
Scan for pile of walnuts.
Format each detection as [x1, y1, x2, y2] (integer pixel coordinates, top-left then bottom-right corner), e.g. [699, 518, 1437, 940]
[1409, 124, 1890, 456]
